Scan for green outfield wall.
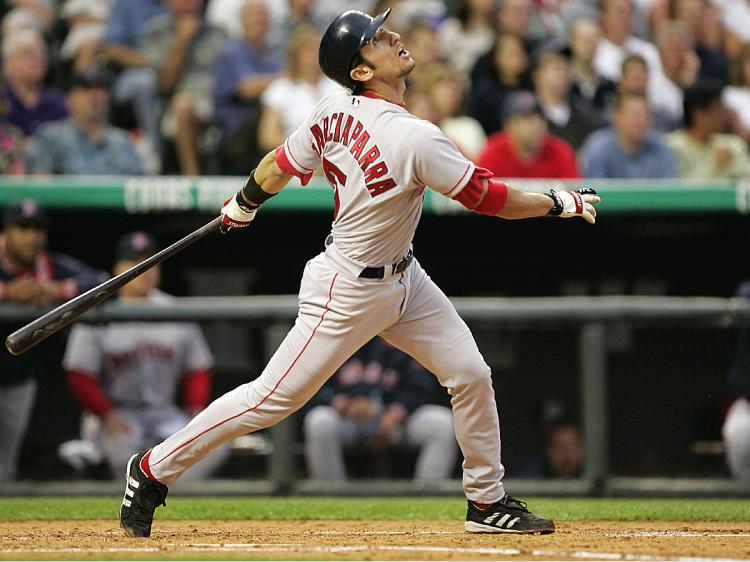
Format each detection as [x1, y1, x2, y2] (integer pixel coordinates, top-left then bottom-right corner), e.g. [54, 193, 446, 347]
[0, 176, 748, 214]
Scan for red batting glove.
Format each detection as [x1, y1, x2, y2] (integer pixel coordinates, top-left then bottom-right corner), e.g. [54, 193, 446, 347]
[220, 193, 258, 234]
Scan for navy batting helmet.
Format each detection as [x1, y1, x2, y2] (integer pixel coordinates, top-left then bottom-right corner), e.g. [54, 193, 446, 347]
[319, 9, 391, 90]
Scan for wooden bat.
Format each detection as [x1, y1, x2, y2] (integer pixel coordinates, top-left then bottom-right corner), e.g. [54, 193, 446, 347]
[5, 216, 222, 356]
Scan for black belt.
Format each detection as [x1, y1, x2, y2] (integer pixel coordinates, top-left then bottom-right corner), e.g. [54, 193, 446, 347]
[325, 235, 413, 279]
[359, 248, 414, 279]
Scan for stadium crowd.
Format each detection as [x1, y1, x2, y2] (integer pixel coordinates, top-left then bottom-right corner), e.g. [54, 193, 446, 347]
[0, 0, 749, 179]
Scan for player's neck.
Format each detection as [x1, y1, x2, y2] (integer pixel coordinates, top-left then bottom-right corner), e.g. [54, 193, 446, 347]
[362, 80, 406, 107]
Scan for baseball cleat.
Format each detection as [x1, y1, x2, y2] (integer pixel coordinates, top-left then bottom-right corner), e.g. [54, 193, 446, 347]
[119, 451, 168, 538]
[464, 495, 555, 534]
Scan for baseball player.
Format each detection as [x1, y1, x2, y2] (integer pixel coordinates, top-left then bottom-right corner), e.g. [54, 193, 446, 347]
[120, 9, 600, 538]
[64, 232, 228, 480]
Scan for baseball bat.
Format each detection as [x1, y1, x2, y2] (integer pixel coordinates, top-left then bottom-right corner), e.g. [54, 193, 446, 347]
[5, 216, 222, 356]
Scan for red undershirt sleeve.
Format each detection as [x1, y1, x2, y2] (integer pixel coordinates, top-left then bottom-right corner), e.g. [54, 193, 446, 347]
[67, 371, 114, 417]
[182, 369, 212, 413]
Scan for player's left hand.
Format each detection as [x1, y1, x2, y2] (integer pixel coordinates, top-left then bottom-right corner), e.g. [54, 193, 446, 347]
[550, 188, 600, 224]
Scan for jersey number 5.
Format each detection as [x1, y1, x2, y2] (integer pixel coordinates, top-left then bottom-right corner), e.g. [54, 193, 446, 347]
[322, 157, 346, 220]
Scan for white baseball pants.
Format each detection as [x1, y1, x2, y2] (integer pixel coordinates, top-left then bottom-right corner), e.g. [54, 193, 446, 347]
[147, 243, 506, 503]
[723, 397, 750, 481]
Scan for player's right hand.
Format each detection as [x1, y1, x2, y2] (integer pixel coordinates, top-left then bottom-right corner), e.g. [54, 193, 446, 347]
[220, 192, 258, 234]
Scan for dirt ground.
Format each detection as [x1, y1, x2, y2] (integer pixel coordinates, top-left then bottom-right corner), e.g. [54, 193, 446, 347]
[0, 520, 748, 560]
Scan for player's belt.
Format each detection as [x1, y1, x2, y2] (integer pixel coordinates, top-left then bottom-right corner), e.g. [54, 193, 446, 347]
[359, 248, 414, 279]
[324, 235, 413, 279]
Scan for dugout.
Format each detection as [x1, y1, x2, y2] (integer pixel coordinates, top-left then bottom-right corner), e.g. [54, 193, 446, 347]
[1, 176, 748, 491]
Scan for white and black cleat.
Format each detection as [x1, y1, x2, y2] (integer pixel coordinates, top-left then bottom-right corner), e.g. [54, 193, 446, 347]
[119, 451, 168, 538]
[465, 495, 555, 534]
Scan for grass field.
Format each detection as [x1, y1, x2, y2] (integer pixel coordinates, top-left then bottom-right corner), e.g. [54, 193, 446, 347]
[1, 498, 749, 560]
[1, 496, 749, 521]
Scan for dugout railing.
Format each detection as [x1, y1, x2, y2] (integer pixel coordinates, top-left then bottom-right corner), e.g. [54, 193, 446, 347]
[1, 296, 749, 498]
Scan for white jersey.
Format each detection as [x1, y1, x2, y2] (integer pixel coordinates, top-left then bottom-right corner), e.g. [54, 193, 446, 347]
[62, 291, 213, 410]
[281, 90, 476, 266]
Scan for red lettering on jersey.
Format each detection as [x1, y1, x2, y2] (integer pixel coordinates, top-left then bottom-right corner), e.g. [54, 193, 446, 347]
[366, 178, 398, 197]
[340, 115, 354, 146]
[333, 112, 343, 144]
[349, 121, 363, 145]
[358, 146, 380, 170]
[107, 343, 176, 370]
[323, 116, 332, 143]
[310, 124, 324, 155]
[364, 161, 388, 183]
[350, 131, 370, 160]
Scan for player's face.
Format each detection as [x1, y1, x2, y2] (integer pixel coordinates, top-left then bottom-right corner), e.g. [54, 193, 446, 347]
[4, 224, 46, 267]
[116, 260, 160, 298]
[358, 27, 415, 82]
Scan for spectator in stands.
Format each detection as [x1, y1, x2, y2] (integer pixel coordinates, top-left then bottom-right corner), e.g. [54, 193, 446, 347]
[0, 81, 26, 175]
[670, 0, 729, 83]
[717, 0, 750, 57]
[723, 280, 750, 482]
[437, 0, 495, 75]
[469, 33, 533, 135]
[102, 0, 168, 159]
[270, 0, 319, 55]
[666, 80, 750, 178]
[477, 91, 580, 178]
[258, 25, 339, 152]
[614, 53, 676, 131]
[402, 21, 444, 89]
[1, 1, 56, 35]
[0, 200, 107, 481]
[496, 0, 535, 45]
[213, 0, 282, 174]
[421, 63, 486, 161]
[63, 232, 228, 480]
[2, 29, 68, 137]
[518, 420, 584, 479]
[648, 21, 699, 130]
[582, 91, 677, 178]
[143, 0, 228, 175]
[26, 67, 144, 175]
[406, 87, 441, 124]
[531, 39, 598, 150]
[365, 1, 445, 32]
[60, 0, 113, 73]
[724, 43, 750, 141]
[593, 0, 661, 83]
[568, 19, 616, 122]
[312, 1, 378, 30]
[304, 337, 457, 481]
[617, 54, 650, 96]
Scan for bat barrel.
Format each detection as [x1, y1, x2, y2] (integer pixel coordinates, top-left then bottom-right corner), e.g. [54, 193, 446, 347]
[5, 216, 222, 356]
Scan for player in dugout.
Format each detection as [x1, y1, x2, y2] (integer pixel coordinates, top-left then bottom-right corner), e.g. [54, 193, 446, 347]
[0, 199, 107, 482]
[63, 232, 228, 480]
[119, 9, 600, 537]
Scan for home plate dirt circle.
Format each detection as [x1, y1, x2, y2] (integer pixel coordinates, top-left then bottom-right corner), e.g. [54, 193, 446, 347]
[1, 520, 748, 560]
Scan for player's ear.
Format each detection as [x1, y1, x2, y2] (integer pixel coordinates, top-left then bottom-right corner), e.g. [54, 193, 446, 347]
[350, 63, 374, 84]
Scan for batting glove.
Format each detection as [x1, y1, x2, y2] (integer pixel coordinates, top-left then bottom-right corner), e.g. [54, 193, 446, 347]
[220, 193, 258, 234]
[547, 187, 600, 224]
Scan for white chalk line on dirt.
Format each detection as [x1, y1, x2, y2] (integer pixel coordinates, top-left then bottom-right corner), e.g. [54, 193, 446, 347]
[1, 543, 748, 561]
[310, 530, 750, 538]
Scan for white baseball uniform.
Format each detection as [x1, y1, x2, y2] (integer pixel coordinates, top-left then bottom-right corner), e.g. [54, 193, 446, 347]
[144, 90, 506, 502]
